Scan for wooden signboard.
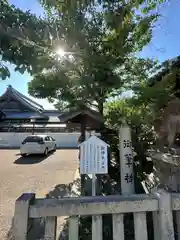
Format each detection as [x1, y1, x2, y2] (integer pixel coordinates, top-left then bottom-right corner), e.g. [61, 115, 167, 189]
[79, 135, 109, 175]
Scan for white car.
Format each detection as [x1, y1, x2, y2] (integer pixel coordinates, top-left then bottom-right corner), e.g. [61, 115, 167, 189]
[20, 135, 56, 157]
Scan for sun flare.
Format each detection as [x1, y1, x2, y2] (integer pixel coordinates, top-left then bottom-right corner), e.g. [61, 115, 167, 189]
[56, 47, 65, 58]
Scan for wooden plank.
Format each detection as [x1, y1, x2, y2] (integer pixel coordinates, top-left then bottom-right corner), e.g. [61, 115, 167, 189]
[153, 211, 160, 240]
[44, 216, 57, 240]
[92, 215, 102, 240]
[112, 214, 124, 240]
[29, 194, 158, 218]
[69, 216, 79, 240]
[134, 212, 147, 240]
[13, 193, 35, 240]
[155, 190, 175, 240]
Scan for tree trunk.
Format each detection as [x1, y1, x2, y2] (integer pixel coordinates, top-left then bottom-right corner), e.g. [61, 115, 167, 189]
[98, 100, 104, 116]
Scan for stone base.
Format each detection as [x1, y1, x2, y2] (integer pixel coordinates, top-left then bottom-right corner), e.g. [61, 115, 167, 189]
[146, 149, 180, 193]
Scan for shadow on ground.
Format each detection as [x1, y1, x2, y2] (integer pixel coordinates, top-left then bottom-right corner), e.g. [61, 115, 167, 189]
[6, 168, 121, 240]
[6, 176, 82, 240]
[13, 152, 54, 165]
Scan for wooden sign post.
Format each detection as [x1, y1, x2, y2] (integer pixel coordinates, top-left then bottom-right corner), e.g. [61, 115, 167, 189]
[79, 135, 109, 196]
[119, 125, 135, 194]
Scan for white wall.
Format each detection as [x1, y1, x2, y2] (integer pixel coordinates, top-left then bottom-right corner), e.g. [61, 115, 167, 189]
[0, 132, 100, 148]
[0, 132, 83, 148]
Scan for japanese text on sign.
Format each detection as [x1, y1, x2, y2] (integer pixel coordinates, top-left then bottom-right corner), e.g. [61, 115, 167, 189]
[79, 135, 109, 174]
[124, 173, 133, 183]
[121, 138, 133, 185]
[123, 140, 131, 148]
[124, 153, 132, 167]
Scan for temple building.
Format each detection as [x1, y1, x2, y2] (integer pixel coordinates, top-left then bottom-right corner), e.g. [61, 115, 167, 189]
[0, 85, 70, 132]
[0, 86, 104, 147]
[0, 86, 102, 147]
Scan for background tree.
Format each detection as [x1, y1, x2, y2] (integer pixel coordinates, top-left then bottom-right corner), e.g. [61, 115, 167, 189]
[103, 71, 174, 239]
[105, 78, 171, 174]
[0, 0, 62, 79]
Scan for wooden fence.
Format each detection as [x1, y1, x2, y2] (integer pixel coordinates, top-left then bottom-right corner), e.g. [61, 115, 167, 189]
[13, 189, 179, 240]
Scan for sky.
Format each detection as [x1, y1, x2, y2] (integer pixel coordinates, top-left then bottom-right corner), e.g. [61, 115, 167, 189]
[0, 0, 180, 109]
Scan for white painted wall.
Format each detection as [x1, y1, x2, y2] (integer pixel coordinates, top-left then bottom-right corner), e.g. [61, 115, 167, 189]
[0, 132, 100, 148]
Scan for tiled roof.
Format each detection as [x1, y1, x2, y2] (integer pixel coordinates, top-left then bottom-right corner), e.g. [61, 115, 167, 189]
[0, 86, 104, 126]
[32, 116, 61, 123]
[4, 112, 46, 119]
[60, 107, 104, 122]
[43, 110, 62, 116]
[12, 124, 66, 128]
[0, 85, 44, 113]
[4, 112, 63, 123]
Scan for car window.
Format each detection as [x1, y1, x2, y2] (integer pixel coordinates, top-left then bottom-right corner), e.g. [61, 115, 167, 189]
[50, 137, 55, 141]
[45, 136, 50, 141]
[24, 136, 43, 143]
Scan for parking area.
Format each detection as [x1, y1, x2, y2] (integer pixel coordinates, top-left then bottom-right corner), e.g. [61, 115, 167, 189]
[0, 149, 78, 239]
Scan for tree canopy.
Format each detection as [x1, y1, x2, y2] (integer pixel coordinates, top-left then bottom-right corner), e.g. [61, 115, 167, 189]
[26, 0, 165, 113]
[0, 0, 62, 79]
[0, 0, 167, 114]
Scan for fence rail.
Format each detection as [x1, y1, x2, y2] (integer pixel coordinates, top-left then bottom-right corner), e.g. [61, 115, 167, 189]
[13, 190, 180, 240]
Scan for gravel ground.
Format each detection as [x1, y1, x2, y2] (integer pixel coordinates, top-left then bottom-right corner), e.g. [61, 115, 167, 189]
[0, 149, 78, 239]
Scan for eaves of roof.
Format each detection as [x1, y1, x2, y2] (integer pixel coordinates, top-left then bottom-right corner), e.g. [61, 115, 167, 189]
[0, 85, 44, 114]
[59, 108, 104, 123]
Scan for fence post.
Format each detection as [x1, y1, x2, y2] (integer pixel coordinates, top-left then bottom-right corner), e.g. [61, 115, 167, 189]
[154, 189, 175, 240]
[13, 193, 35, 240]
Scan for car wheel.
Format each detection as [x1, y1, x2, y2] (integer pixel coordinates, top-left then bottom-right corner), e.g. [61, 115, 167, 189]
[21, 153, 27, 157]
[44, 148, 48, 156]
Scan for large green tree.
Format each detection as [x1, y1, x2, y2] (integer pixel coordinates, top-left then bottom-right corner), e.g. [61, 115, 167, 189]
[0, 1, 168, 239]
[0, 0, 60, 79]
[0, 0, 166, 115]
[28, 0, 165, 114]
